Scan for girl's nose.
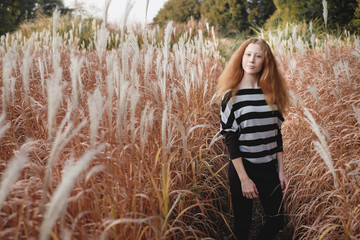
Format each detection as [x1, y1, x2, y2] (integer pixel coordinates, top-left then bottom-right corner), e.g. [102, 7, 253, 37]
[249, 55, 255, 62]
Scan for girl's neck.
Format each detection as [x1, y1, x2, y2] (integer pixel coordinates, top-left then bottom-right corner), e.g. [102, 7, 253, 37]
[239, 74, 260, 89]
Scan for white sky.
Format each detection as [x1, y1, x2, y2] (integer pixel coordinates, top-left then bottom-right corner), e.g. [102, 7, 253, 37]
[63, 0, 168, 24]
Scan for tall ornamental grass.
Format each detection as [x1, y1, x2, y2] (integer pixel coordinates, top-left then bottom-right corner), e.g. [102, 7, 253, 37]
[0, 11, 359, 240]
[273, 36, 360, 239]
[0, 13, 226, 239]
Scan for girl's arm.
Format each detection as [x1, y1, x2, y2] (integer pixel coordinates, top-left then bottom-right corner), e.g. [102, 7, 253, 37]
[277, 151, 288, 193]
[232, 157, 259, 199]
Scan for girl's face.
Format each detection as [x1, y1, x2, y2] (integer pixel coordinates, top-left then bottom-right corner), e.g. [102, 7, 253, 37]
[242, 43, 264, 77]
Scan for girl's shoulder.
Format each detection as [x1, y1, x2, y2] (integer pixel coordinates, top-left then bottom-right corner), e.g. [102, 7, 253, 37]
[221, 89, 233, 106]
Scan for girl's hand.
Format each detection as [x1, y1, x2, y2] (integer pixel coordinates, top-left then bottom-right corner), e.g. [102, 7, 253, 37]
[241, 177, 259, 199]
[278, 170, 288, 193]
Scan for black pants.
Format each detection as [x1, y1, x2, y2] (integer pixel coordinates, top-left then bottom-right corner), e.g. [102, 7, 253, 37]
[228, 159, 284, 240]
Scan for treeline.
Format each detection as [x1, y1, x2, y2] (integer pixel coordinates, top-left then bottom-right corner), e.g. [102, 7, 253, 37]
[0, 0, 69, 36]
[154, 0, 360, 35]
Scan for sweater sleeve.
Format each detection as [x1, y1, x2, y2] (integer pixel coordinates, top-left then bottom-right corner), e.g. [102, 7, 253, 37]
[277, 127, 284, 152]
[276, 112, 284, 152]
[220, 91, 242, 160]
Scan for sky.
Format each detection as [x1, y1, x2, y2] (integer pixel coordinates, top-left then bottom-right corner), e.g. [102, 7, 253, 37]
[63, 0, 168, 24]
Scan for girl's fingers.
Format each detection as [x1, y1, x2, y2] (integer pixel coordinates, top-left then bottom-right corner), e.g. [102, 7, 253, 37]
[281, 179, 288, 193]
[243, 190, 258, 199]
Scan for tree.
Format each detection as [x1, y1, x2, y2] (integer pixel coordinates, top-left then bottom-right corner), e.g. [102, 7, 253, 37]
[154, 0, 201, 26]
[247, 0, 276, 28]
[42, 0, 65, 16]
[350, 0, 360, 33]
[201, 0, 248, 35]
[271, 0, 357, 32]
[0, 0, 69, 36]
[0, 0, 40, 36]
[327, 0, 357, 30]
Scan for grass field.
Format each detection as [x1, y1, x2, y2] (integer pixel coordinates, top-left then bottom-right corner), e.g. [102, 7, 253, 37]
[0, 13, 359, 239]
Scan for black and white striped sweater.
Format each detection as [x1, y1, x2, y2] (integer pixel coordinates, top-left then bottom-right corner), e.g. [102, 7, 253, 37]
[220, 88, 284, 164]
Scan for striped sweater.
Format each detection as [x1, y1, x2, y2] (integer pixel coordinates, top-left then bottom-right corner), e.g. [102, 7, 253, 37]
[220, 88, 284, 164]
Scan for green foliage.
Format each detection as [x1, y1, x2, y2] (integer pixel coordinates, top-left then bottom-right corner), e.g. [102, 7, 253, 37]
[42, 0, 65, 16]
[247, 0, 276, 28]
[0, 0, 40, 35]
[271, 0, 358, 33]
[350, 0, 360, 33]
[0, 0, 69, 36]
[201, 0, 248, 35]
[153, 0, 201, 26]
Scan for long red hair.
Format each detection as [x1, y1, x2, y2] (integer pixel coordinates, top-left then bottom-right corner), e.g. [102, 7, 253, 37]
[217, 38, 290, 114]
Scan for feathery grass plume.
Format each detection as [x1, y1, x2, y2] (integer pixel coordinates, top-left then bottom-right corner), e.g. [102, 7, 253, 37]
[145, 0, 150, 23]
[343, 61, 350, 84]
[161, 104, 168, 155]
[144, 44, 154, 84]
[52, 8, 60, 38]
[209, 131, 224, 149]
[42, 103, 88, 207]
[289, 57, 297, 75]
[161, 101, 174, 158]
[291, 25, 298, 45]
[52, 9, 61, 70]
[352, 39, 360, 57]
[88, 87, 106, 146]
[70, 51, 84, 108]
[294, 93, 338, 188]
[173, 116, 188, 157]
[120, 0, 135, 44]
[153, 50, 163, 103]
[323, 0, 328, 33]
[20, 44, 33, 103]
[295, 39, 305, 56]
[196, 29, 204, 56]
[352, 105, 360, 125]
[95, 24, 109, 65]
[116, 76, 129, 146]
[95, 71, 103, 91]
[160, 21, 173, 97]
[128, 87, 140, 145]
[43, 51, 49, 76]
[333, 60, 351, 86]
[139, 103, 154, 151]
[1, 49, 16, 111]
[103, 0, 112, 25]
[105, 52, 117, 127]
[307, 86, 319, 105]
[0, 140, 33, 207]
[39, 144, 105, 240]
[37, 57, 46, 97]
[120, 40, 130, 80]
[126, 29, 140, 86]
[0, 114, 10, 140]
[173, 36, 186, 76]
[311, 34, 316, 50]
[47, 68, 64, 140]
[184, 74, 191, 104]
[197, 61, 204, 87]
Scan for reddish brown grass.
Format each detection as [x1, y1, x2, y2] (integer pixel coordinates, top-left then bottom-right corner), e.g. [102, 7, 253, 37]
[0, 21, 359, 240]
[282, 47, 360, 240]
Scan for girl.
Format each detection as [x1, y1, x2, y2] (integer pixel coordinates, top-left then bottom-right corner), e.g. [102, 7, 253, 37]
[218, 38, 290, 240]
